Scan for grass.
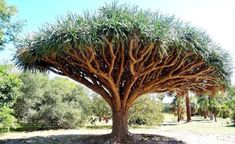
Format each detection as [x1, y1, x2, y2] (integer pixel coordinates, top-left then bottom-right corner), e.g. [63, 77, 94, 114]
[161, 114, 235, 135]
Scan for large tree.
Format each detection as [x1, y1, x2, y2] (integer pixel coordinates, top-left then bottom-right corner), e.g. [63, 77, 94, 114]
[0, 0, 22, 49]
[15, 3, 231, 142]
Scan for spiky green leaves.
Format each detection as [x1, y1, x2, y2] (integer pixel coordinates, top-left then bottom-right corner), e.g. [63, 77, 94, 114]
[15, 2, 232, 84]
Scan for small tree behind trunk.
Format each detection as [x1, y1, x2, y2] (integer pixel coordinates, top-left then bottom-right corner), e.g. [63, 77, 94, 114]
[185, 92, 191, 122]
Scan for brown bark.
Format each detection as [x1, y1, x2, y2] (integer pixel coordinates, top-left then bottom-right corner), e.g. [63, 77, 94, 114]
[111, 107, 130, 141]
[214, 114, 217, 122]
[203, 111, 208, 119]
[185, 92, 192, 122]
[177, 108, 181, 122]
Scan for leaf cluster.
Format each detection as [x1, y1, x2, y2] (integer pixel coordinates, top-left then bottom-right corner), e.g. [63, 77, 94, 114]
[15, 2, 232, 84]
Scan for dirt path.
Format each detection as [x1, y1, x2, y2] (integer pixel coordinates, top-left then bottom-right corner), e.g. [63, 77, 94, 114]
[1, 126, 235, 144]
[133, 128, 235, 144]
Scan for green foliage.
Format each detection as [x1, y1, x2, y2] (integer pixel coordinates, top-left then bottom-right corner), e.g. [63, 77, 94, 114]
[197, 93, 230, 120]
[91, 94, 111, 121]
[232, 111, 235, 125]
[128, 95, 164, 126]
[227, 87, 235, 123]
[163, 103, 171, 113]
[30, 104, 84, 129]
[219, 104, 232, 119]
[15, 2, 231, 84]
[0, 65, 21, 132]
[0, 65, 22, 107]
[14, 72, 92, 130]
[0, 106, 17, 132]
[197, 95, 210, 117]
[208, 96, 223, 116]
[13, 72, 48, 121]
[190, 96, 198, 116]
[170, 95, 185, 121]
[0, 0, 22, 48]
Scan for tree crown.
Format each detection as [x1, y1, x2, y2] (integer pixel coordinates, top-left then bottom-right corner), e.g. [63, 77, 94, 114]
[15, 2, 231, 93]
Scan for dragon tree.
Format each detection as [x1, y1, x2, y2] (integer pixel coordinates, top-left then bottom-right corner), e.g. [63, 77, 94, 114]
[15, 3, 231, 142]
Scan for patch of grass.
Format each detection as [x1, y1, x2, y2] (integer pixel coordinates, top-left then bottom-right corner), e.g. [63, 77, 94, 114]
[161, 114, 235, 135]
[85, 125, 112, 129]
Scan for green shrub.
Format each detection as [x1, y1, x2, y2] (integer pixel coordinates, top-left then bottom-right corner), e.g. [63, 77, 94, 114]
[30, 104, 84, 129]
[163, 103, 171, 113]
[0, 106, 17, 132]
[219, 105, 232, 119]
[14, 73, 92, 130]
[128, 95, 164, 126]
[170, 96, 185, 121]
[91, 94, 112, 122]
[232, 111, 235, 125]
[0, 65, 21, 132]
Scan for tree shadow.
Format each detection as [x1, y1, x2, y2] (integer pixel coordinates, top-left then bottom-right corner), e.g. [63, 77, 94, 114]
[226, 124, 235, 127]
[162, 123, 179, 126]
[0, 133, 186, 144]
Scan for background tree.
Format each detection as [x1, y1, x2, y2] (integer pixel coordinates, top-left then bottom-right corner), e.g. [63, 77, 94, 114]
[15, 2, 231, 142]
[208, 95, 223, 122]
[171, 95, 185, 122]
[14, 73, 91, 130]
[197, 94, 224, 122]
[13, 71, 48, 122]
[197, 95, 210, 118]
[91, 94, 112, 122]
[190, 95, 198, 116]
[128, 95, 164, 126]
[0, 0, 22, 49]
[0, 65, 21, 107]
[0, 65, 21, 132]
[227, 87, 235, 124]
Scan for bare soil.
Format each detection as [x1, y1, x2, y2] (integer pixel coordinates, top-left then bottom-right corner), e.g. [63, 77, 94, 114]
[0, 116, 234, 144]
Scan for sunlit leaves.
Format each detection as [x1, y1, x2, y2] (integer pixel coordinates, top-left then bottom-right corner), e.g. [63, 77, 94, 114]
[15, 2, 231, 85]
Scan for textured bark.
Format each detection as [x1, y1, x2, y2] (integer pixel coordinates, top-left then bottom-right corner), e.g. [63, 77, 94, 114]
[185, 92, 191, 122]
[111, 106, 133, 142]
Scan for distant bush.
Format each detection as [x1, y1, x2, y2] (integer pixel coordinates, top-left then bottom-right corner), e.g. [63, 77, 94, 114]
[163, 103, 171, 113]
[0, 106, 17, 132]
[14, 73, 92, 130]
[91, 94, 112, 122]
[128, 95, 164, 126]
[0, 65, 21, 132]
[219, 105, 232, 119]
[232, 112, 235, 125]
[30, 104, 84, 129]
[170, 96, 185, 122]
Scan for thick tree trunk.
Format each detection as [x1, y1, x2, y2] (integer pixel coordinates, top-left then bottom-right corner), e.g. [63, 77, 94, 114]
[111, 107, 131, 141]
[185, 93, 191, 122]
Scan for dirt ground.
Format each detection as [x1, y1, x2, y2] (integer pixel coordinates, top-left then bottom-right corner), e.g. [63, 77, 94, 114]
[0, 116, 235, 144]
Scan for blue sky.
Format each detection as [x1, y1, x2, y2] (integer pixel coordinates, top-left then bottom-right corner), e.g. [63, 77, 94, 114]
[1, 0, 235, 84]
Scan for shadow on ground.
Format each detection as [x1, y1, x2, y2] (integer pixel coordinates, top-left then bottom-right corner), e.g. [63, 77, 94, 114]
[0, 134, 186, 144]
